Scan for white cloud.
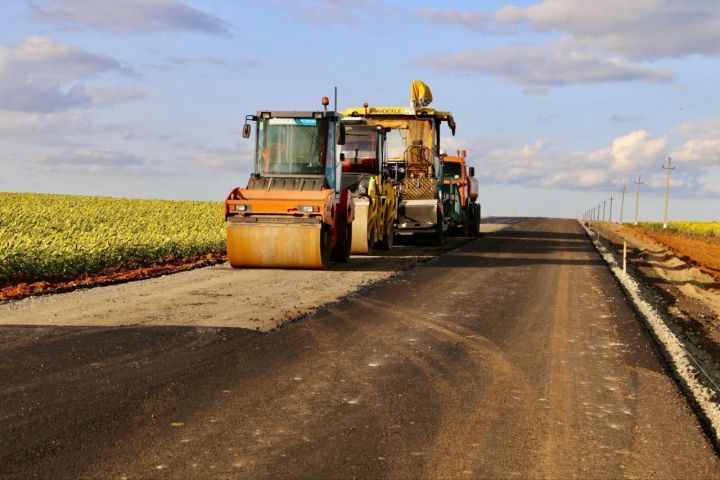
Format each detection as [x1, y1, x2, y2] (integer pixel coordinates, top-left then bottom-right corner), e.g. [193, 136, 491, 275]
[608, 130, 667, 172]
[31, 149, 145, 173]
[414, 1, 720, 90]
[414, 43, 674, 90]
[194, 144, 254, 171]
[416, 2, 720, 61]
[30, 0, 231, 36]
[415, 8, 486, 31]
[0, 111, 93, 136]
[669, 117, 720, 168]
[444, 123, 719, 196]
[496, 0, 720, 60]
[143, 55, 261, 72]
[0, 37, 136, 112]
[268, 0, 387, 25]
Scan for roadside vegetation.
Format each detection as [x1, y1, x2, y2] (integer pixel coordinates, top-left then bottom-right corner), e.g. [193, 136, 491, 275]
[0, 193, 225, 286]
[636, 221, 720, 237]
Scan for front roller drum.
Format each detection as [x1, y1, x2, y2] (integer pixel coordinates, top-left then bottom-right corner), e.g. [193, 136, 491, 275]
[227, 222, 329, 269]
[350, 200, 372, 255]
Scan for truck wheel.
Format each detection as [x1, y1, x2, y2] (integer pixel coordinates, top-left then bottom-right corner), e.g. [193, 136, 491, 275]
[332, 222, 352, 263]
[434, 211, 445, 245]
[377, 222, 395, 250]
[474, 204, 482, 237]
[320, 225, 331, 268]
[462, 207, 471, 237]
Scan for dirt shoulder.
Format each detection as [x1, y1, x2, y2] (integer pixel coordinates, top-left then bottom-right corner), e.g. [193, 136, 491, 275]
[586, 221, 720, 390]
[631, 226, 720, 279]
[0, 221, 508, 332]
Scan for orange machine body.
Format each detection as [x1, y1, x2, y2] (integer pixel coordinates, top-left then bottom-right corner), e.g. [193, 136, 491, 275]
[225, 188, 336, 224]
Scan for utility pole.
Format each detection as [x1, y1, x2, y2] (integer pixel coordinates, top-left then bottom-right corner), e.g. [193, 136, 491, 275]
[609, 195, 614, 223]
[602, 200, 606, 221]
[619, 186, 627, 224]
[634, 175, 644, 225]
[662, 156, 675, 229]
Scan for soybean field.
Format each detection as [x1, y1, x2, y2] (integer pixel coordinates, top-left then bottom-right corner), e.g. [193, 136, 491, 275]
[0, 193, 225, 285]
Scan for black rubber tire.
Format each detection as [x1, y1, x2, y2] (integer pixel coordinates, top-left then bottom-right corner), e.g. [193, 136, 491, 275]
[332, 222, 352, 263]
[434, 210, 445, 245]
[462, 205, 471, 237]
[377, 222, 395, 250]
[320, 225, 331, 269]
[367, 225, 375, 255]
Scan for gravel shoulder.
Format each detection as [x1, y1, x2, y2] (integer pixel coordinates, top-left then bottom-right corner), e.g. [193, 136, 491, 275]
[0, 221, 511, 332]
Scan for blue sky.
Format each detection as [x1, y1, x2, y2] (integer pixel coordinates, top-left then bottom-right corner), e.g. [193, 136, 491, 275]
[2, 0, 719, 220]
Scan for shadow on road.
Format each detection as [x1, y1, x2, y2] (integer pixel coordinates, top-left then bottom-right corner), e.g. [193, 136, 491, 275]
[331, 220, 601, 272]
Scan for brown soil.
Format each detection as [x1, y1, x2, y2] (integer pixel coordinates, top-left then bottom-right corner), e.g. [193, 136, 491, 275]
[0, 252, 226, 302]
[586, 221, 720, 393]
[628, 226, 720, 280]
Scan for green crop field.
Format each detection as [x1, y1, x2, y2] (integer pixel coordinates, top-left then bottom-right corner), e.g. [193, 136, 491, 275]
[637, 221, 720, 237]
[0, 193, 225, 285]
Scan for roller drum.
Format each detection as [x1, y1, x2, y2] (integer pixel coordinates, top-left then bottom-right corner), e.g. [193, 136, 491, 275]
[227, 221, 327, 269]
[350, 200, 370, 254]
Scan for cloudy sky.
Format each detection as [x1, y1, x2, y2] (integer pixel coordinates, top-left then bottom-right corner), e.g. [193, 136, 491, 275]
[2, 0, 719, 220]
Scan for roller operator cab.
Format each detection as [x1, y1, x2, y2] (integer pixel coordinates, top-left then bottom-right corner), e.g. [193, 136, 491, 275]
[339, 119, 399, 254]
[224, 101, 355, 269]
[441, 150, 481, 236]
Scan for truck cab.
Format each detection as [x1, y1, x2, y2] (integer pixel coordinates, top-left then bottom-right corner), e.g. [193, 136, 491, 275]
[441, 150, 480, 236]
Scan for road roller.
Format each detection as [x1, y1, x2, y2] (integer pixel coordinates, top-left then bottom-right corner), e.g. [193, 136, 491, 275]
[339, 118, 398, 254]
[342, 80, 459, 244]
[224, 98, 354, 269]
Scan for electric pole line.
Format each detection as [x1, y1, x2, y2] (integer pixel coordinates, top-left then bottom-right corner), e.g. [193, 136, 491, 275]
[609, 195, 613, 223]
[633, 175, 644, 226]
[598, 203, 602, 221]
[663, 156, 675, 229]
[602, 200, 606, 221]
[619, 186, 627, 224]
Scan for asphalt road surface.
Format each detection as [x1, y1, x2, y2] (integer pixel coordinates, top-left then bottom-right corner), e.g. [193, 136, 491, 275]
[1, 218, 718, 479]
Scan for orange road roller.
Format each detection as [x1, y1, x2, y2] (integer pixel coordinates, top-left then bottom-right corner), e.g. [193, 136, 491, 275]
[224, 98, 354, 269]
